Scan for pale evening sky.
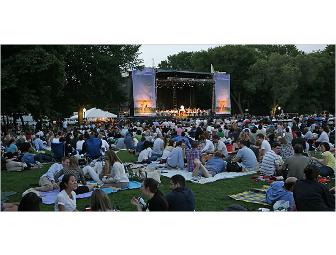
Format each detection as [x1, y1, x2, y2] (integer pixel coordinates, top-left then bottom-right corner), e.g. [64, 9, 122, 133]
[139, 44, 327, 67]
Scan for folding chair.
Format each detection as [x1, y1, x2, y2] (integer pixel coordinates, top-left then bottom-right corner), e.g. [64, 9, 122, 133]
[85, 138, 102, 160]
[51, 142, 65, 162]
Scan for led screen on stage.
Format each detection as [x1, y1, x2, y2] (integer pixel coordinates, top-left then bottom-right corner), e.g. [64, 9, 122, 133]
[214, 72, 231, 115]
[132, 67, 157, 117]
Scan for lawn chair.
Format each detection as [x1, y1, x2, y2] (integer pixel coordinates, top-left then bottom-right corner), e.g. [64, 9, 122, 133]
[85, 137, 102, 160]
[51, 142, 65, 162]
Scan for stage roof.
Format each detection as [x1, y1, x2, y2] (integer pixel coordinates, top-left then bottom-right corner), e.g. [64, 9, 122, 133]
[156, 69, 213, 80]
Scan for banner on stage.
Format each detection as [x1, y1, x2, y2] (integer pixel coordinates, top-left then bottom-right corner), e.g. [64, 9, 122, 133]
[132, 67, 157, 117]
[214, 72, 231, 115]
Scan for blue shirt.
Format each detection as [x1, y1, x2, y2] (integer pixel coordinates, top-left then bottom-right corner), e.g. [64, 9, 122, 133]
[33, 138, 46, 151]
[22, 152, 36, 165]
[167, 147, 184, 169]
[236, 146, 258, 170]
[205, 156, 227, 174]
[5, 143, 18, 153]
[172, 135, 191, 149]
[266, 181, 295, 210]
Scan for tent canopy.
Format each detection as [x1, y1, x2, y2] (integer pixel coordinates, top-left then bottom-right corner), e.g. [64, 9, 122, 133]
[84, 108, 117, 118]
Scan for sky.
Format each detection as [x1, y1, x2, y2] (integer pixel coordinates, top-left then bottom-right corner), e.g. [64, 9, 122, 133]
[139, 44, 327, 67]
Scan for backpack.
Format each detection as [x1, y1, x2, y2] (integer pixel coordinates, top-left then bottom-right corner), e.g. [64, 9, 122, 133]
[226, 161, 242, 172]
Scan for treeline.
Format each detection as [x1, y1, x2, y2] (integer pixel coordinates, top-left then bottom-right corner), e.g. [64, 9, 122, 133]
[158, 45, 335, 115]
[1, 45, 141, 122]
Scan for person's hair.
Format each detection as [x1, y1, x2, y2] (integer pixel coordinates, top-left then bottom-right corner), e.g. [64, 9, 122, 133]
[61, 156, 70, 162]
[143, 140, 152, 149]
[212, 134, 219, 140]
[9, 138, 15, 144]
[256, 133, 265, 139]
[181, 132, 186, 136]
[90, 189, 112, 211]
[293, 144, 303, 154]
[284, 177, 297, 191]
[78, 134, 84, 140]
[238, 139, 249, 147]
[320, 142, 330, 151]
[171, 174, 186, 188]
[60, 174, 75, 191]
[321, 125, 329, 133]
[296, 131, 302, 137]
[271, 142, 281, 148]
[214, 151, 224, 158]
[143, 178, 168, 207]
[176, 141, 182, 146]
[18, 192, 41, 211]
[285, 127, 290, 133]
[304, 164, 320, 181]
[191, 141, 199, 149]
[105, 149, 120, 166]
[69, 156, 79, 169]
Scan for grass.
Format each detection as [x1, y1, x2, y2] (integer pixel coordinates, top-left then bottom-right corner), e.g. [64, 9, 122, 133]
[3, 150, 330, 211]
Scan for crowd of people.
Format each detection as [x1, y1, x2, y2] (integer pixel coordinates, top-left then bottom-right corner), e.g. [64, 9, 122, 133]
[1, 113, 335, 211]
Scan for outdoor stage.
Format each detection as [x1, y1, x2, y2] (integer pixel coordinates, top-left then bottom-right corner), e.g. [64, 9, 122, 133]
[130, 68, 231, 117]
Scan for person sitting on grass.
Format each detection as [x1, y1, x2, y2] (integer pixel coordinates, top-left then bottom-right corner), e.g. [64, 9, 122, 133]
[260, 142, 282, 177]
[166, 141, 184, 169]
[265, 177, 297, 211]
[101, 150, 129, 189]
[166, 174, 195, 211]
[160, 140, 174, 164]
[34, 156, 70, 192]
[186, 141, 202, 173]
[55, 174, 77, 211]
[131, 178, 168, 211]
[311, 142, 335, 177]
[293, 164, 335, 211]
[137, 141, 153, 164]
[5, 138, 18, 155]
[192, 151, 227, 180]
[231, 139, 258, 172]
[54, 156, 95, 194]
[4, 152, 28, 172]
[89, 189, 113, 211]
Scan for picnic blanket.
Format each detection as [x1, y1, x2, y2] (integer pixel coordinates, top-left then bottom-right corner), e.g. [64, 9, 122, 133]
[229, 189, 269, 206]
[1, 191, 17, 202]
[161, 169, 256, 184]
[40, 181, 141, 205]
[125, 161, 256, 184]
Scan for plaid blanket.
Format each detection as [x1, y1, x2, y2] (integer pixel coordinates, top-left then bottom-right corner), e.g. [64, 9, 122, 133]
[229, 188, 269, 206]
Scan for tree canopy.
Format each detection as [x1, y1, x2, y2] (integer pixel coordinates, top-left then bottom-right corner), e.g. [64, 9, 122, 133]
[158, 44, 335, 115]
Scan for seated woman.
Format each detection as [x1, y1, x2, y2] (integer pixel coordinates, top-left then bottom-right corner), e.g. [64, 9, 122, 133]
[89, 189, 113, 211]
[55, 156, 95, 194]
[54, 174, 77, 211]
[131, 178, 168, 211]
[311, 142, 335, 177]
[4, 152, 28, 171]
[102, 150, 129, 189]
[160, 140, 174, 164]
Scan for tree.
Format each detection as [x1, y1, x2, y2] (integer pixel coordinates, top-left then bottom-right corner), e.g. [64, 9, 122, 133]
[158, 51, 194, 70]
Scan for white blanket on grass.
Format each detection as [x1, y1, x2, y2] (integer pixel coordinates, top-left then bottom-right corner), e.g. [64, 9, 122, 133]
[160, 169, 256, 184]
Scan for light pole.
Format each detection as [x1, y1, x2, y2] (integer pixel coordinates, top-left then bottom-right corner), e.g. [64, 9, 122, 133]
[83, 108, 86, 119]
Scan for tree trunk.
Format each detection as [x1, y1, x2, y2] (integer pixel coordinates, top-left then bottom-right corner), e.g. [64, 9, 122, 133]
[231, 93, 243, 114]
[19, 114, 25, 129]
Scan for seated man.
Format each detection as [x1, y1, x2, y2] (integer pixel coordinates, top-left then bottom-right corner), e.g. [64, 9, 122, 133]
[232, 139, 258, 171]
[172, 132, 191, 149]
[33, 135, 49, 151]
[200, 135, 215, 154]
[34, 157, 70, 192]
[260, 142, 282, 176]
[293, 164, 335, 211]
[284, 144, 310, 180]
[213, 134, 229, 158]
[192, 151, 227, 179]
[266, 177, 297, 211]
[166, 141, 184, 169]
[166, 174, 195, 211]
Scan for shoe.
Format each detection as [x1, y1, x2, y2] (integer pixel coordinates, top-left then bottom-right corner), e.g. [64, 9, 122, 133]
[191, 176, 201, 181]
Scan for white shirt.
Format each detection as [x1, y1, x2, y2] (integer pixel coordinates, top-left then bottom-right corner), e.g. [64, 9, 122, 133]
[101, 139, 110, 150]
[63, 121, 68, 129]
[153, 138, 164, 155]
[316, 131, 329, 143]
[201, 139, 215, 153]
[54, 190, 76, 211]
[76, 140, 85, 151]
[138, 148, 152, 162]
[52, 138, 60, 143]
[261, 140, 272, 153]
[110, 162, 129, 183]
[36, 130, 44, 137]
[215, 140, 228, 157]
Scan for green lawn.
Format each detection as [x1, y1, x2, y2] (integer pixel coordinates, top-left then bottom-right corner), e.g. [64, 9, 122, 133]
[1, 150, 299, 211]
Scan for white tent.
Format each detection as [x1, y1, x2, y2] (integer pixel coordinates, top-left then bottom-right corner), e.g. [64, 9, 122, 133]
[84, 108, 117, 119]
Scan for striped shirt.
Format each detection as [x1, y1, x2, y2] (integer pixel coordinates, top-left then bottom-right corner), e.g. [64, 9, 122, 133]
[260, 150, 279, 176]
